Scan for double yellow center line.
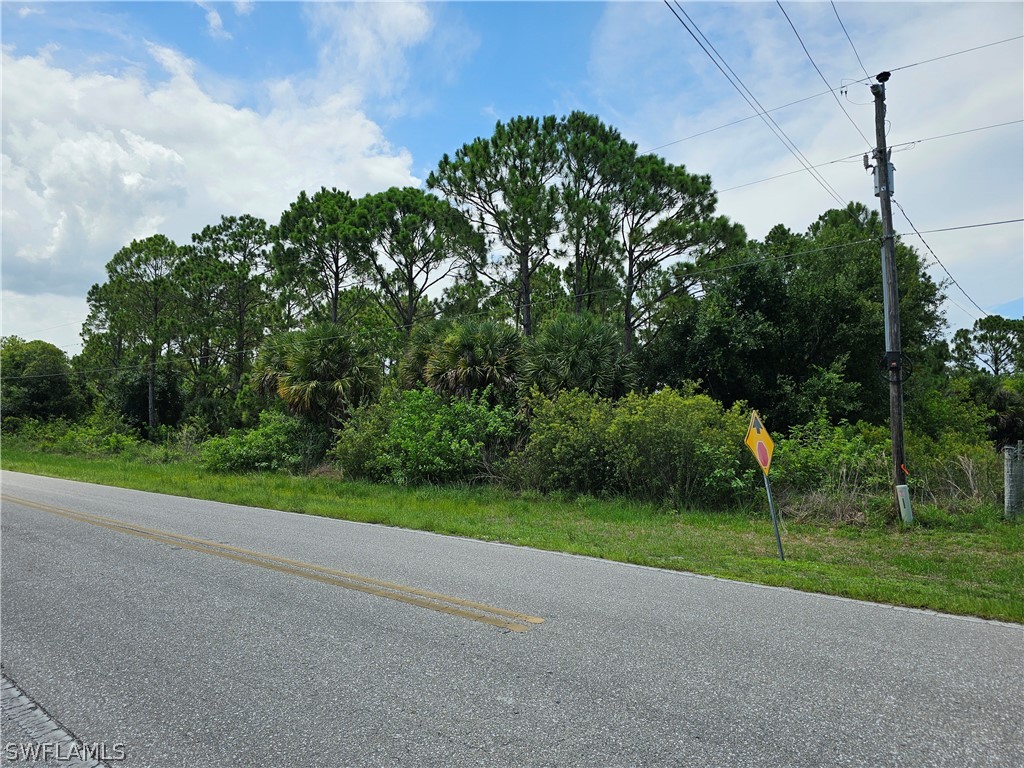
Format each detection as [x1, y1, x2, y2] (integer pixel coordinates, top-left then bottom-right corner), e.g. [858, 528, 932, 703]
[2, 494, 544, 633]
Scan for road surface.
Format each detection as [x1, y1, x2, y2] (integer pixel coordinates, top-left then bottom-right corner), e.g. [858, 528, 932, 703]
[1, 470, 1021, 767]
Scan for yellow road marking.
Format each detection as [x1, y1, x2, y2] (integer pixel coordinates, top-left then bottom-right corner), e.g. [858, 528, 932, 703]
[2, 494, 544, 633]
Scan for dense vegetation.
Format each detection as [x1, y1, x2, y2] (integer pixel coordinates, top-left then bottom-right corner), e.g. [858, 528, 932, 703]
[3, 111, 1022, 526]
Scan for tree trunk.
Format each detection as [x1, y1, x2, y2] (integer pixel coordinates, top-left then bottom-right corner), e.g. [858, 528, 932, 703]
[233, 334, 244, 393]
[232, 299, 246, 393]
[148, 295, 159, 435]
[148, 345, 157, 434]
[573, 233, 583, 315]
[520, 248, 533, 336]
[404, 270, 416, 338]
[623, 267, 635, 355]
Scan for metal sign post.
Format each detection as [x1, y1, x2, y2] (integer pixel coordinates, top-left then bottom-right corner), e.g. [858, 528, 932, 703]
[762, 472, 785, 562]
[745, 411, 785, 562]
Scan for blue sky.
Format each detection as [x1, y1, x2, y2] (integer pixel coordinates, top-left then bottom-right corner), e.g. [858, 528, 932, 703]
[2, 1, 1022, 353]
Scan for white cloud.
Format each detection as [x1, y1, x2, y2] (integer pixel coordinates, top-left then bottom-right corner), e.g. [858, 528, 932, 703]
[197, 1, 231, 40]
[304, 1, 434, 100]
[233, 1, 254, 17]
[0, 41, 419, 324]
[17, 7, 42, 19]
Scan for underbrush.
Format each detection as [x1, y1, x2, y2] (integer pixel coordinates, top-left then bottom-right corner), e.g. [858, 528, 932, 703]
[770, 417, 1004, 524]
[333, 387, 517, 484]
[3, 409, 212, 465]
[508, 387, 754, 509]
[3, 397, 1010, 530]
[5, 410, 149, 458]
[199, 410, 331, 474]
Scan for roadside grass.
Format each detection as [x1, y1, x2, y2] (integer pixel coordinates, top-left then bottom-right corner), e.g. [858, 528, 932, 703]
[2, 446, 1021, 623]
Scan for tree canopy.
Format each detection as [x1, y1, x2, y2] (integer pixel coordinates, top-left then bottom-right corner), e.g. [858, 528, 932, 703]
[4, 110, 985, 450]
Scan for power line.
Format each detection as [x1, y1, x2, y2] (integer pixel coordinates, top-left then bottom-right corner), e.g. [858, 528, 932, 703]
[903, 218, 1024, 236]
[942, 294, 984, 324]
[6, 319, 85, 336]
[846, 35, 1024, 86]
[663, 1, 846, 206]
[776, 1, 873, 149]
[641, 87, 839, 154]
[888, 119, 1024, 153]
[15, 113, 1019, 361]
[7, 215, 1019, 384]
[894, 204, 1020, 318]
[672, 1, 847, 204]
[889, 35, 1024, 76]
[11, 213, 1022, 377]
[644, 34, 1023, 155]
[717, 155, 861, 193]
[717, 119, 1024, 195]
[831, 1, 871, 80]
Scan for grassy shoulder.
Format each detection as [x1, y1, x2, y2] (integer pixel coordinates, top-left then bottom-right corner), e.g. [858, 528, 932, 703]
[2, 445, 1021, 623]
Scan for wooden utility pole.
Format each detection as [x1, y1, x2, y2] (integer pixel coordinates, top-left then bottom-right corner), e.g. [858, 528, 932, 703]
[870, 72, 912, 523]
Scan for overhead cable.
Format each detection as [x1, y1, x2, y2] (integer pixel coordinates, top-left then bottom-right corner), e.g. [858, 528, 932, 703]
[831, 2, 871, 80]
[776, 1, 873, 148]
[717, 119, 1024, 194]
[893, 200, 992, 317]
[645, 35, 1022, 155]
[662, 1, 846, 205]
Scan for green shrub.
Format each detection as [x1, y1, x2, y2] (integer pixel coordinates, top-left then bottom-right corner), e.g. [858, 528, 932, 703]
[13, 409, 143, 456]
[199, 410, 330, 473]
[330, 393, 400, 480]
[521, 313, 637, 398]
[606, 388, 751, 507]
[772, 417, 889, 497]
[333, 387, 517, 485]
[511, 386, 751, 507]
[508, 389, 615, 494]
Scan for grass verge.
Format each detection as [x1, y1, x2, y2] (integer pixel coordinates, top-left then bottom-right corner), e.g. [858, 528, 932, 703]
[2, 446, 1021, 623]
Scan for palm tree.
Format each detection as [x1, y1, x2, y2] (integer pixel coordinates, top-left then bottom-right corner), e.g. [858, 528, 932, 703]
[254, 324, 381, 425]
[522, 313, 636, 398]
[423, 318, 522, 399]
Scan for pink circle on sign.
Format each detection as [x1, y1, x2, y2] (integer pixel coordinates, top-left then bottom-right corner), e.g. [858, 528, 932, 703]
[757, 441, 770, 468]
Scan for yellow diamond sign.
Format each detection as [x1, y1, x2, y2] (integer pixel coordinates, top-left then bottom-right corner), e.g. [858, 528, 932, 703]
[744, 410, 774, 476]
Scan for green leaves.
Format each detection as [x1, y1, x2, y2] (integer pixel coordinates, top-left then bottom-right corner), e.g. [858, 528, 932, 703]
[254, 323, 382, 426]
[200, 410, 331, 474]
[355, 187, 484, 337]
[333, 388, 517, 485]
[521, 313, 635, 398]
[186, 214, 272, 395]
[421, 318, 523, 401]
[952, 315, 1024, 376]
[272, 188, 361, 324]
[639, 201, 946, 429]
[89, 234, 184, 431]
[0, 337, 85, 425]
[511, 387, 749, 506]
[429, 115, 562, 335]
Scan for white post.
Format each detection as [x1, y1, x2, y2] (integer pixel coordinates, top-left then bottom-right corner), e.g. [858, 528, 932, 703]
[1006, 441, 1023, 521]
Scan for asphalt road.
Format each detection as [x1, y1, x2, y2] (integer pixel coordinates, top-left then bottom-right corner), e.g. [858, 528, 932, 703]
[1, 470, 1021, 767]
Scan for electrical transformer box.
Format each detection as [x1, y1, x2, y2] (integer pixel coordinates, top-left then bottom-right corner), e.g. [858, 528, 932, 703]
[874, 162, 895, 197]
